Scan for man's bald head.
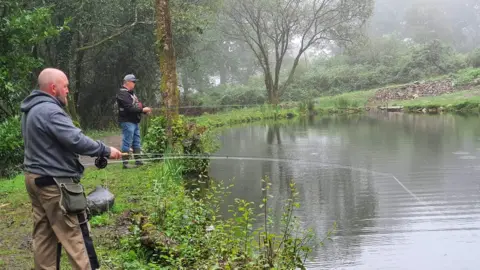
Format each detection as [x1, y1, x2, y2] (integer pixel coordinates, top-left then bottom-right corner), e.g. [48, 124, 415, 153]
[38, 68, 67, 91]
[37, 68, 70, 106]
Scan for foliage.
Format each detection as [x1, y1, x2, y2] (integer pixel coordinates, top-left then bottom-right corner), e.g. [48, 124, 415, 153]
[190, 106, 298, 129]
[453, 68, 480, 86]
[334, 97, 361, 109]
[469, 48, 480, 68]
[397, 88, 480, 114]
[0, 0, 222, 130]
[223, 0, 374, 104]
[142, 105, 304, 177]
[142, 115, 213, 178]
[196, 83, 266, 106]
[283, 37, 471, 99]
[296, 100, 315, 116]
[0, 2, 67, 121]
[113, 162, 323, 269]
[0, 117, 24, 178]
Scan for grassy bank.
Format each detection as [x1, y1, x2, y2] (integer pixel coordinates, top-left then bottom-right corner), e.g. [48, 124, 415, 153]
[312, 68, 480, 114]
[395, 89, 480, 113]
[314, 89, 376, 109]
[188, 104, 300, 128]
[0, 165, 153, 268]
[0, 105, 330, 269]
[0, 158, 323, 269]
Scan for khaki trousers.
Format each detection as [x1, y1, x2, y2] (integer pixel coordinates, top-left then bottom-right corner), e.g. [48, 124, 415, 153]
[25, 172, 98, 270]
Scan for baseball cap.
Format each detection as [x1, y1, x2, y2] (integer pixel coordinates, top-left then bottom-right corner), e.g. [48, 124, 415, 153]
[123, 74, 138, 82]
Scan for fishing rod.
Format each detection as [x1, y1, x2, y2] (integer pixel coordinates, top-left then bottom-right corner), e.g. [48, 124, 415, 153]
[92, 153, 387, 176]
[151, 104, 266, 109]
[94, 153, 197, 169]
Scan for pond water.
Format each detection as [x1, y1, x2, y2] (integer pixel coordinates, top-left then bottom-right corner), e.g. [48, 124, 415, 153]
[208, 112, 480, 269]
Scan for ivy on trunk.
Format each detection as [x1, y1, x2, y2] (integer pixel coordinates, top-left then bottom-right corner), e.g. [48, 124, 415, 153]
[156, 0, 180, 137]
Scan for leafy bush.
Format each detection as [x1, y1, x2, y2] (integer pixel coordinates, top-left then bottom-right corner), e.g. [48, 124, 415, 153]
[142, 115, 214, 178]
[334, 97, 360, 109]
[279, 37, 471, 100]
[117, 167, 323, 269]
[0, 5, 67, 121]
[454, 68, 480, 86]
[0, 117, 24, 178]
[468, 48, 480, 68]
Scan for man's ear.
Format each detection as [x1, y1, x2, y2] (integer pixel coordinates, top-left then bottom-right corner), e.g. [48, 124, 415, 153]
[51, 84, 57, 96]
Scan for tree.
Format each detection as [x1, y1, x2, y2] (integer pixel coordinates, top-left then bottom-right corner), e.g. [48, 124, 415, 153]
[156, 0, 179, 135]
[224, 0, 374, 104]
[0, 1, 66, 121]
[403, 4, 455, 46]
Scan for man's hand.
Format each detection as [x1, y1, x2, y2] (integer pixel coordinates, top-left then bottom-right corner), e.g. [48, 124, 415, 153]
[109, 147, 122, 159]
[143, 107, 152, 114]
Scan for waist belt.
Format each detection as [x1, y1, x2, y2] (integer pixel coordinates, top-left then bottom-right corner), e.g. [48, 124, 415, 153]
[34, 176, 78, 187]
[34, 176, 57, 187]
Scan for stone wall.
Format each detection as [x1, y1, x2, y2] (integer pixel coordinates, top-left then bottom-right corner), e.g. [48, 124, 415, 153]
[369, 80, 457, 103]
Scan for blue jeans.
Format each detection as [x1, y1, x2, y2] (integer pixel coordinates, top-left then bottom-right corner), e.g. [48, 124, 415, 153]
[120, 122, 141, 152]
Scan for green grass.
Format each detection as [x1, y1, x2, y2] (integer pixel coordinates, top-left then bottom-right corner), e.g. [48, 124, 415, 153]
[312, 68, 480, 113]
[0, 164, 158, 269]
[315, 89, 376, 109]
[190, 104, 300, 128]
[453, 68, 480, 86]
[6, 67, 480, 268]
[1, 158, 318, 269]
[395, 89, 480, 107]
[393, 88, 480, 113]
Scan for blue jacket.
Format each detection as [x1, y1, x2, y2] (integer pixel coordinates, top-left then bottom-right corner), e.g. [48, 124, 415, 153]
[20, 90, 111, 179]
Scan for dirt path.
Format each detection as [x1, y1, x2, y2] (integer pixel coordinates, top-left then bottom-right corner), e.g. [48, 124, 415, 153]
[79, 135, 123, 167]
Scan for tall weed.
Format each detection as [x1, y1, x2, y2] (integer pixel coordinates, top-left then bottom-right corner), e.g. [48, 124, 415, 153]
[117, 165, 332, 269]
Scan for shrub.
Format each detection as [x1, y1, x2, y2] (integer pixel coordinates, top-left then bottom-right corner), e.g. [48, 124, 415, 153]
[334, 97, 360, 109]
[468, 48, 480, 68]
[0, 116, 24, 178]
[142, 115, 214, 178]
[454, 68, 480, 86]
[118, 171, 323, 269]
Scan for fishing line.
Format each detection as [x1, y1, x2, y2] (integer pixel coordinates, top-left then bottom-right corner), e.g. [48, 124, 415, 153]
[87, 153, 450, 219]
[93, 104, 464, 221]
[151, 104, 265, 110]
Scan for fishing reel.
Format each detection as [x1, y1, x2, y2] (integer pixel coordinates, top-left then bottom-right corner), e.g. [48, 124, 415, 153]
[94, 153, 131, 169]
[94, 156, 109, 169]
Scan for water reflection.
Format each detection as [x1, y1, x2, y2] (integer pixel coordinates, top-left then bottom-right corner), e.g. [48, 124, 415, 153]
[209, 112, 480, 269]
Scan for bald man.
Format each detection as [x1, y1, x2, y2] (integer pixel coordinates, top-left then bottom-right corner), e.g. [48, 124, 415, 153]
[20, 68, 122, 269]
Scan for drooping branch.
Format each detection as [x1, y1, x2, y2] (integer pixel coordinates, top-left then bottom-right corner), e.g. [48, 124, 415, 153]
[76, 8, 154, 52]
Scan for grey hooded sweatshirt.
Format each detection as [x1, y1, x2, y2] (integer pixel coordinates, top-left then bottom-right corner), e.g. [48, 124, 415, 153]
[20, 90, 111, 179]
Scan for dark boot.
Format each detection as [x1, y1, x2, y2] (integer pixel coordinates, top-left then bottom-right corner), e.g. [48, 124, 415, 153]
[122, 154, 131, 169]
[133, 148, 144, 166]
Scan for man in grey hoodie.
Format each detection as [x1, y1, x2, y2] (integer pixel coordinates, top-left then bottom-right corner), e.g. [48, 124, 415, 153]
[20, 68, 122, 270]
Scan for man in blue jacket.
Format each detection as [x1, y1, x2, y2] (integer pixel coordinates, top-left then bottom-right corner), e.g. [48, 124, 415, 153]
[116, 74, 151, 168]
[21, 68, 122, 269]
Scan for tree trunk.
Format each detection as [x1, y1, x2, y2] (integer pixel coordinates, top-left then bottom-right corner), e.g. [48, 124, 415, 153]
[219, 62, 227, 85]
[265, 77, 279, 105]
[156, 0, 179, 137]
[67, 31, 83, 127]
[181, 70, 190, 103]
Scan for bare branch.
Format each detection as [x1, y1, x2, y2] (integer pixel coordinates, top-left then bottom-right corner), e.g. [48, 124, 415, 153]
[75, 8, 154, 52]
